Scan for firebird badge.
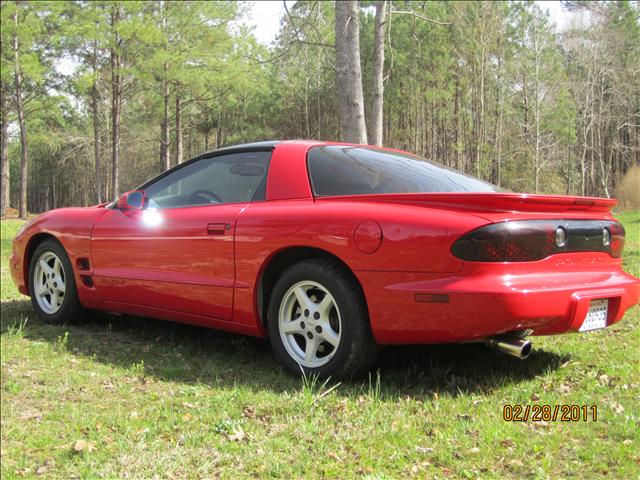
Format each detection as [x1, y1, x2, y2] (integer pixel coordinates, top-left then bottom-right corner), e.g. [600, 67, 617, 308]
[96, 278, 126, 286]
[555, 257, 606, 266]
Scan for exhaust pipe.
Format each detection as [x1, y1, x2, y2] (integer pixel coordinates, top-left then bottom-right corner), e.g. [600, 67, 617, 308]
[485, 335, 532, 359]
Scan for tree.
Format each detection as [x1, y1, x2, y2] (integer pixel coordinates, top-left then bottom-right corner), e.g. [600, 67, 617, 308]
[63, 1, 111, 203]
[106, 1, 148, 198]
[369, 1, 387, 146]
[3, 1, 51, 218]
[513, 5, 567, 192]
[139, 1, 240, 169]
[0, 31, 11, 217]
[335, 0, 367, 144]
[109, 3, 122, 197]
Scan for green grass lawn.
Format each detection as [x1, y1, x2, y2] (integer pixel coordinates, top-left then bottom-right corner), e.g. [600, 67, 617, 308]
[1, 212, 639, 479]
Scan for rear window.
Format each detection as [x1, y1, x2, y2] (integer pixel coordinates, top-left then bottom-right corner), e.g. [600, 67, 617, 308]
[307, 146, 503, 196]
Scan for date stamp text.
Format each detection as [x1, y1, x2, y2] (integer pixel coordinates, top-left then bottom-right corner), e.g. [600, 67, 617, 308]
[503, 404, 597, 422]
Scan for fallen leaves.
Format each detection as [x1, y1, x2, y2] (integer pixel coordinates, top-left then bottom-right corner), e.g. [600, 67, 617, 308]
[556, 383, 573, 394]
[100, 379, 116, 390]
[327, 451, 343, 462]
[610, 402, 625, 415]
[415, 446, 434, 454]
[500, 439, 516, 449]
[35, 458, 55, 476]
[19, 409, 43, 422]
[72, 439, 96, 454]
[242, 406, 255, 418]
[227, 426, 246, 442]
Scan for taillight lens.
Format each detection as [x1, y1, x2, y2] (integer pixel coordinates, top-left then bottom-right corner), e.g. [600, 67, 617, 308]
[608, 222, 625, 258]
[451, 220, 625, 262]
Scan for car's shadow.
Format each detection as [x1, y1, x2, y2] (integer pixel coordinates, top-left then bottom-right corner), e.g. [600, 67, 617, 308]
[1, 299, 569, 398]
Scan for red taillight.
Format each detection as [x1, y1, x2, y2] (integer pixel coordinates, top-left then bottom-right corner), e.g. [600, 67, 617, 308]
[608, 222, 625, 258]
[451, 220, 625, 262]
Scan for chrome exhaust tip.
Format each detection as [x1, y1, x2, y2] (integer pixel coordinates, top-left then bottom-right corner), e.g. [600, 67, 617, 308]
[485, 335, 532, 359]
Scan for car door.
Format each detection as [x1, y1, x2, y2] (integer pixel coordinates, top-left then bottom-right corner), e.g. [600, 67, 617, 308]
[90, 150, 271, 322]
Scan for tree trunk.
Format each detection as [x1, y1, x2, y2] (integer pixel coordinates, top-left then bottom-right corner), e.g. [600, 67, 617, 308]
[91, 38, 102, 204]
[13, 10, 28, 219]
[0, 83, 10, 217]
[335, 0, 367, 144]
[161, 66, 170, 170]
[369, 0, 386, 146]
[91, 84, 102, 203]
[160, 1, 170, 171]
[175, 95, 183, 165]
[110, 5, 121, 197]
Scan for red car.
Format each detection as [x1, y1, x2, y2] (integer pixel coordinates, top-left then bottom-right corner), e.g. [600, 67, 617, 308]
[10, 140, 640, 377]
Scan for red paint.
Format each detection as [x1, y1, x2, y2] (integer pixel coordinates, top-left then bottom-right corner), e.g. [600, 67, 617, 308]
[10, 141, 640, 346]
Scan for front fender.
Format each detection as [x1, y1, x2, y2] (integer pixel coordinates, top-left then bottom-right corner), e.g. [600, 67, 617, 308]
[11, 207, 109, 305]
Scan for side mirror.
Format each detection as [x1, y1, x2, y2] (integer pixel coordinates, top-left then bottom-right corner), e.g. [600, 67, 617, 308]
[117, 190, 146, 210]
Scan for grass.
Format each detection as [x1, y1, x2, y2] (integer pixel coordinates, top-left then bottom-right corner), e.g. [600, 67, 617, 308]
[1, 212, 639, 479]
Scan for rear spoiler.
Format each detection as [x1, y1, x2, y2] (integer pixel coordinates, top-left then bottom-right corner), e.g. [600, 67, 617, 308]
[317, 193, 618, 213]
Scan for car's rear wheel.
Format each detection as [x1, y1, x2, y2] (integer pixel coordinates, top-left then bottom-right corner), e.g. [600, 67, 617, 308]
[267, 259, 379, 378]
[29, 238, 84, 324]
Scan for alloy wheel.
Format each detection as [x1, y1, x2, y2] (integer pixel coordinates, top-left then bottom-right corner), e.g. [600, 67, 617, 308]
[33, 251, 66, 315]
[278, 280, 342, 368]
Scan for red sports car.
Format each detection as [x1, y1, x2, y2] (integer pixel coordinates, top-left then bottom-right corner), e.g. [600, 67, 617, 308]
[10, 140, 640, 377]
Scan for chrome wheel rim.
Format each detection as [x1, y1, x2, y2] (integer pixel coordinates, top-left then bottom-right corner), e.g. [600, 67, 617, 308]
[33, 251, 66, 315]
[278, 280, 342, 368]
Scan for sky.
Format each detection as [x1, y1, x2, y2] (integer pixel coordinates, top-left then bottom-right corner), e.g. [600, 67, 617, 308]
[245, 1, 291, 46]
[244, 1, 574, 46]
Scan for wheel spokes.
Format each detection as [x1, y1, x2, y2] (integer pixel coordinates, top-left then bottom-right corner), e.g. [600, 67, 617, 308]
[317, 294, 333, 318]
[53, 257, 62, 277]
[39, 258, 54, 276]
[34, 251, 66, 315]
[281, 320, 303, 335]
[279, 280, 343, 368]
[35, 282, 48, 297]
[293, 286, 314, 311]
[304, 335, 320, 363]
[318, 323, 340, 348]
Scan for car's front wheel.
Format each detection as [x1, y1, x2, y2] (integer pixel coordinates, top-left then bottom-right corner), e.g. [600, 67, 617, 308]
[28, 238, 84, 324]
[267, 259, 379, 378]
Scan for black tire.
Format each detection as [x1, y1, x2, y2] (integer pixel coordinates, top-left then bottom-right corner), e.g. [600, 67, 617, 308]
[267, 258, 380, 378]
[28, 238, 85, 325]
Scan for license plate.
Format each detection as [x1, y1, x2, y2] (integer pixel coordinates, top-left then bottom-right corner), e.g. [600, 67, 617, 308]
[579, 299, 608, 332]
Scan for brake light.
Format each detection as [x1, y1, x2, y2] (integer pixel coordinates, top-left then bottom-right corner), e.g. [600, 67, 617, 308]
[608, 222, 625, 258]
[451, 220, 625, 262]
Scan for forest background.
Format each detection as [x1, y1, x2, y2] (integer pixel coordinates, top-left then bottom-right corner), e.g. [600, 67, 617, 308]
[1, 0, 639, 218]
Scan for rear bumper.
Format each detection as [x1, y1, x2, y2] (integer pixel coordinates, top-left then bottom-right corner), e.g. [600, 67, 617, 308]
[356, 255, 640, 344]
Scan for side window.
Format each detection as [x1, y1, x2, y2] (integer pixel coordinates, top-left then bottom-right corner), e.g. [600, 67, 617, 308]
[145, 151, 271, 208]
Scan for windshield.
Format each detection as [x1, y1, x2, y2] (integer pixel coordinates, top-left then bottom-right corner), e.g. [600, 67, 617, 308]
[307, 146, 504, 196]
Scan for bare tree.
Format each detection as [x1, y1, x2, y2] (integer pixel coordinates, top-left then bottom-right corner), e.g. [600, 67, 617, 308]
[335, 0, 367, 144]
[110, 4, 122, 197]
[369, 1, 387, 146]
[160, 0, 170, 171]
[12, 8, 28, 218]
[0, 83, 9, 217]
[90, 39, 103, 203]
[175, 95, 183, 165]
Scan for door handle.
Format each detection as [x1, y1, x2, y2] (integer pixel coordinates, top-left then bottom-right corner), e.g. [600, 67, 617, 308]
[207, 223, 227, 235]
